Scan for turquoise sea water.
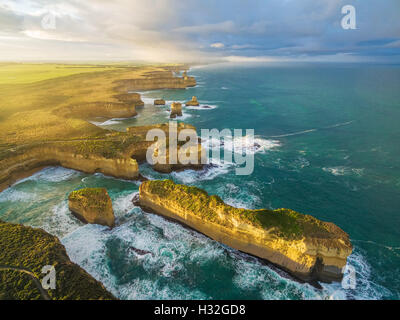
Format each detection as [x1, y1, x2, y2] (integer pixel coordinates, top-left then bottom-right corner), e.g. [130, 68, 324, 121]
[1, 63, 399, 299]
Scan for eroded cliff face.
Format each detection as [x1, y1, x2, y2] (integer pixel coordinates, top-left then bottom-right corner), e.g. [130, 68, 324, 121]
[56, 92, 144, 120]
[114, 70, 196, 92]
[0, 146, 139, 192]
[57, 102, 138, 119]
[114, 93, 144, 107]
[138, 180, 353, 283]
[170, 102, 183, 118]
[0, 123, 204, 192]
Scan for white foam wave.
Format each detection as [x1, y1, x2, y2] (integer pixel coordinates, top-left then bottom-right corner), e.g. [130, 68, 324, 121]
[112, 192, 138, 221]
[119, 279, 207, 300]
[61, 224, 118, 296]
[318, 249, 392, 300]
[289, 157, 310, 171]
[231, 250, 317, 300]
[10, 167, 80, 186]
[31, 167, 80, 182]
[163, 110, 192, 121]
[224, 196, 258, 209]
[142, 97, 156, 105]
[185, 104, 218, 110]
[90, 114, 140, 126]
[42, 201, 83, 238]
[0, 189, 36, 202]
[323, 166, 364, 177]
[90, 119, 122, 126]
[172, 160, 234, 184]
[203, 135, 281, 155]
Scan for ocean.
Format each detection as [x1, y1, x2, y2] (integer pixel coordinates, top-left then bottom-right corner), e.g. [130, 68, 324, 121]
[1, 62, 399, 299]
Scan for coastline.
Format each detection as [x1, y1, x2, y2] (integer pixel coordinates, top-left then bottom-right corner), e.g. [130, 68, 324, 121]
[0, 65, 197, 192]
[1, 62, 395, 300]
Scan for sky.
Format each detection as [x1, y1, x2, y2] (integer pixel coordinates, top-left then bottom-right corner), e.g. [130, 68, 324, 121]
[0, 0, 400, 63]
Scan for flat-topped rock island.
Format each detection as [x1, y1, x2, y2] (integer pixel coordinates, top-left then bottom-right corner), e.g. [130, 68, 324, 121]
[138, 179, 353, 284]
[68, 188, 115, 228]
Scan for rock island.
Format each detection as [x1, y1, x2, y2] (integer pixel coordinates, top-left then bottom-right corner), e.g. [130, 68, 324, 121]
[68, 188, 115, 228]
[138, 179, 353, 283]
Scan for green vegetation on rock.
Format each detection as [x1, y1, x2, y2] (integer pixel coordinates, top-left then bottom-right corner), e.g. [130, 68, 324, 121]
[0, 270, 42, 300]
[142, 180, 335, 240]
[0, 220, 116, 300]
[69, 188, 111, 212]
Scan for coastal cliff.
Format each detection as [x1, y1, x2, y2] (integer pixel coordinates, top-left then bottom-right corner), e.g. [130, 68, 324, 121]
[0, 220, 116, 300]
[0, 145, 139, 192]
[138, 180, 353, 283]
[56, 93, 144, 120]
[0, 123, 203, 192]
[114, 70, 196, 92]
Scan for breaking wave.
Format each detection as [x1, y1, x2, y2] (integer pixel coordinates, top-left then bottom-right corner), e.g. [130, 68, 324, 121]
[323, 166, 364, 177]
[202, 135, 281, 156]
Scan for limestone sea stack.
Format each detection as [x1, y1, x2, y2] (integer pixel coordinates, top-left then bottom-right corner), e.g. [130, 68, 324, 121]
[138, 180, 353, 283]
[154, 99, 166, 105]
[68, 188, 115, 228]
[170, 102, 182, 118]
[185, 96, 199, 107]
[150, 140, 205, 173]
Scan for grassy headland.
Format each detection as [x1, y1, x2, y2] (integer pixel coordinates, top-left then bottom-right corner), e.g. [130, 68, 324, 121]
[0, 220, 116, 300]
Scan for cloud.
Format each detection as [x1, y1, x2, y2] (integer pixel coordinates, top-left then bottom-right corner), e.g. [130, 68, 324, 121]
[210, 42, 225, 49]
[174, 21, 236, 35]
[22, 29, 86, 42]
[0, 0, 399, 62]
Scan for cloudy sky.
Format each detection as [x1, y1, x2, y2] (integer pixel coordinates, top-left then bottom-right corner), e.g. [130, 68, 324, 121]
[0, 0, 399, 62]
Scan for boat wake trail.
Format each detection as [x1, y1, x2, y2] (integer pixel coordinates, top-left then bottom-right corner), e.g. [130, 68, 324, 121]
[268, 121, 355, 138]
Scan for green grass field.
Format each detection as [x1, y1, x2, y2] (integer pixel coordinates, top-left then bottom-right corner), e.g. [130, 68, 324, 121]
[0, 63, 119, 85]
